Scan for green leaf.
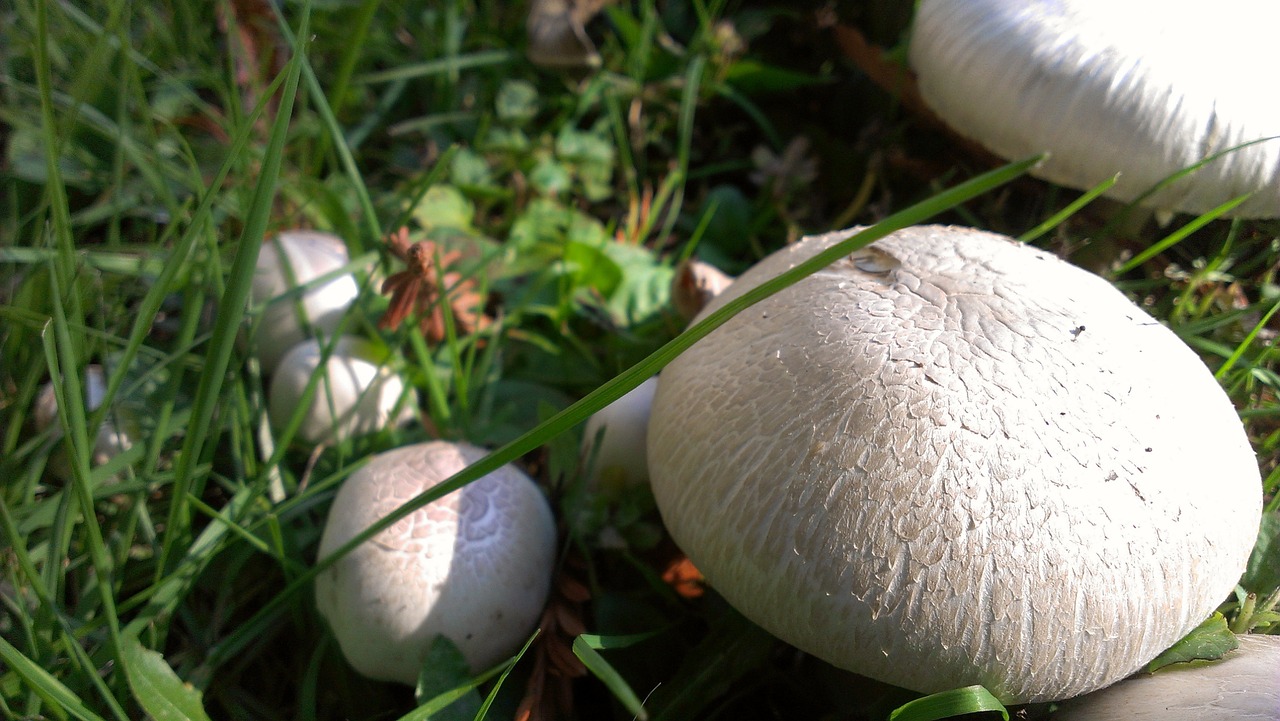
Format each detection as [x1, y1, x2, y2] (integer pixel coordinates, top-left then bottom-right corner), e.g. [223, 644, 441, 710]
[889, 685, 1008, 721]
[529, 155, 572, 197]
[1242, 512, 1280, 596]
[413, 185, 477, 232]
[121, 634, 212, 721]
[1145, 613, 1239, 672]
[451, 148, 494, 189]
[565, 240, 624, 298]
[495, 79, 539, 125]
[413, 636, 483, 721]
[599, 242, 674, 325]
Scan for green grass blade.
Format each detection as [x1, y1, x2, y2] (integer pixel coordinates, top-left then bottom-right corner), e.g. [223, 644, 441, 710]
[1124, 135, 1279, 215]
[270, 3, 379, 253]
[359, 50, 513, 84]
[888, 685, 1008, 721]
[470, 631, 540, 721]
[572, 636, 648, 720]
[1112, 193, 1251, 276]
[0, 635, 108, 721]
[1018, 174, 1118, 243]
[158, 7, 311, 574]
[201, 154, 1041, 673]
[1214, 299, 1280, 381]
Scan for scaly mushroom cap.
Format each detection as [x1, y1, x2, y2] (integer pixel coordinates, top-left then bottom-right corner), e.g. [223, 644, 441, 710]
[252, 230, 360, 373]
[1054, 634, 1280, 720]
[647, 225, 1261, 703]
[315, 441, 557, 684]
[909, 0, 1280, 218]
[268, 336, 415, 446]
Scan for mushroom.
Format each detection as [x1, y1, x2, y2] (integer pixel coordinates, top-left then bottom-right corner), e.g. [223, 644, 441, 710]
[672, 258, 735, 321]
[314, 440, 557, 684]
[268, 336, 415, 446]
[908, 0, 1280, 218]
[1054, 634, 1280, 720]
[581, 376, 659, 489]
[577, 259, 735, 489]
[646, 225, 1262, 703]
[34, 364, 134, 480]
[251, 230, 360, 374]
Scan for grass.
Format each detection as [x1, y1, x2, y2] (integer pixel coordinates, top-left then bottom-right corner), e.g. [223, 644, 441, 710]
[1, 1, 1277, 720]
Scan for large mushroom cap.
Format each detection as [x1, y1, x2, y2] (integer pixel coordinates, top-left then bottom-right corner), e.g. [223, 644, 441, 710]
[1054, 634, 1280, 720]
[251, 230, 360, 373]
[909, 0, 1280, 218]
[647, 225, 1261, 703]
[315, 441, 557, 684]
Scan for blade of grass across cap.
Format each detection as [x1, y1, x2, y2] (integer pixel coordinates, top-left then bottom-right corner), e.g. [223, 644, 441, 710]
[201, 154, 1042, 675]
[157, 5, 310, 576]
[889, 685, 1008, 721]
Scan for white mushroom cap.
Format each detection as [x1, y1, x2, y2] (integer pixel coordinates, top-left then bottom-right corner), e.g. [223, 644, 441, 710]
[35, 364, 134, 480]
[647, 225, 1261, 703]
[315, 440, 557, 684]
[581, 376, 658, 489]
[268, 336, 415, 446]
[1054, 634, 1280, 720]
[909, 0, 1280, 217]
[252, 230, 360, 374]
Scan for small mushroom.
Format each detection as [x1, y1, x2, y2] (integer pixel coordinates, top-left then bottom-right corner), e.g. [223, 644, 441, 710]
[252, 230, 360, 374]
[909, 0, 1280, 218]
[314, 440, 557, 684]
[647, 225, 1262, 703]
[34, 364, 134, 480]
[1054, 634, 1280, 720]
[672, 259, 735, 321]
[268, 336, 415, 446]
[581, 376, 659, 489]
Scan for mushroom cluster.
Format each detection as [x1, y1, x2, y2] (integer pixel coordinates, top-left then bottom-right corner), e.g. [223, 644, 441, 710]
[315, 440, 557, 684]
[909, 0, 1280, 218]
[646, 225, 1262, 703]
[251, 230, 416, 445]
